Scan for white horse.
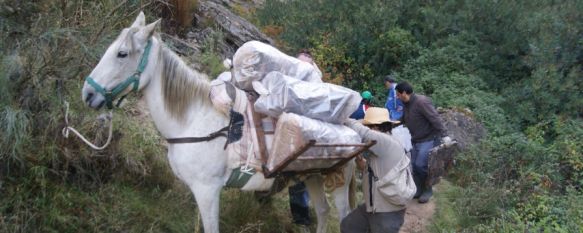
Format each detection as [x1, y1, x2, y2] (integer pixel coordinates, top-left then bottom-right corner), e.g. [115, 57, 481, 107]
[81, 12, 354, 233]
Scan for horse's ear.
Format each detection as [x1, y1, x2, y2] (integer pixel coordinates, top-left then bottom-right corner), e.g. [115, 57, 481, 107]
[131, 11, 146, 28]
[133, 18, 160, 45]
[142, 19, 161, 38]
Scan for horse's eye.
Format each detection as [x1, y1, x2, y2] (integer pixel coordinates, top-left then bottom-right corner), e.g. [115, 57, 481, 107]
[117, 51, 128, 58]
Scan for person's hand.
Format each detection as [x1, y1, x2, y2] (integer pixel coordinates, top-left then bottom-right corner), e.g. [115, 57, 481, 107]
[441, 136, 453, 145]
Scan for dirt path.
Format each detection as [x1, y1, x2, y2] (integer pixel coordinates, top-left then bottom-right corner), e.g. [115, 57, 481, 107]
[399, 198, 436, 233]
[399, 184, 440, 233]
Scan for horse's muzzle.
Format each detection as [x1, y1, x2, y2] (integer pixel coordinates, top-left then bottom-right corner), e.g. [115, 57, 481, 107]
[82, 86, 105, 109]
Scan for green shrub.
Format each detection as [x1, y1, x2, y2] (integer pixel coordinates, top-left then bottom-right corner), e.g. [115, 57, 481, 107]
[199, 29, 229, 79]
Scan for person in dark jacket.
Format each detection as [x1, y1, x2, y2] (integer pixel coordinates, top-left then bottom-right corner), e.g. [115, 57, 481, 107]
[350, 91, 373, 120]
[395, 82, 452, 203]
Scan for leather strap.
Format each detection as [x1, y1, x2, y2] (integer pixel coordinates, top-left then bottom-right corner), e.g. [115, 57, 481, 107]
[166, 126, 229, 144]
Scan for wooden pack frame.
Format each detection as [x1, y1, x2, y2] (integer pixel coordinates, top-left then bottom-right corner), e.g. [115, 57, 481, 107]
[247, 97, 376, 178]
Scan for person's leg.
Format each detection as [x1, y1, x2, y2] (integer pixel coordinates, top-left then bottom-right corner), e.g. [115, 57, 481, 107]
[340, 204, 369, 233]
[411, 141, 431, 198]
[289, 182, 311, 225]
[413, 140, 435, 179]
[368, 209, 406, 233]
[413, 140, 437, 203]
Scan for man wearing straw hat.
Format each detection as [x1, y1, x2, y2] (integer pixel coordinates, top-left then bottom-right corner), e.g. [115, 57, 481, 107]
[341, 107, 415, 233]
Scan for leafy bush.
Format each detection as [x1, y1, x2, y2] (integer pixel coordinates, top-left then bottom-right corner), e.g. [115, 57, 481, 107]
[255, 1, 583, 231]
[199, 29, 229, 78]
[258, 1, 428, 109]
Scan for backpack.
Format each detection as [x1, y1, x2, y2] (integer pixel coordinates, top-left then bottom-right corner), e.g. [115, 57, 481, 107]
[375, 155, 416, 206]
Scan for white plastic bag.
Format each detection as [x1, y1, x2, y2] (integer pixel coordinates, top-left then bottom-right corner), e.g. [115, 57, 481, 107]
[254, 71, 361, 124]
[267, 112, 362, 171]
[232, 41, 322, 90]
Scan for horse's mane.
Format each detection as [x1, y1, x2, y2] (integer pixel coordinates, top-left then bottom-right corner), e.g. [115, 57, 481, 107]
[160, 46, 211, 120]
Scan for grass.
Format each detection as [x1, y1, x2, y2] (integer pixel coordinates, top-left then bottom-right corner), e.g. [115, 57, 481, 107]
[0, 106, 30, 164]
[429, 180, 462, 233]
[0, 178, 198, 233]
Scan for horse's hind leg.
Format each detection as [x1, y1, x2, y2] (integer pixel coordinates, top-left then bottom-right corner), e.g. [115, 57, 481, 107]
[189, 182, 222, 233]
[304, 175, 330, 233]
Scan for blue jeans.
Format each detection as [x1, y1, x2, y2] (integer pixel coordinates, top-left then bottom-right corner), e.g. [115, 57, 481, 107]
[411, 138, 440, 178]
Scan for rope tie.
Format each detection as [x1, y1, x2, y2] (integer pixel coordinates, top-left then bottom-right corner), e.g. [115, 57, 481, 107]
[62, 101, 114, 150]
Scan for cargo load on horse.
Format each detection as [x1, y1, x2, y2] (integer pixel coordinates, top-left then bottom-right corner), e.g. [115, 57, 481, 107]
[214, 41, 374, 180]
[254, 71, 361, 123]
[230, 40, 323, 90]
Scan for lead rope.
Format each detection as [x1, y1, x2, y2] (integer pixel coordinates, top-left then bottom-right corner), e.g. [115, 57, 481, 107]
[61, 101, 114, 150]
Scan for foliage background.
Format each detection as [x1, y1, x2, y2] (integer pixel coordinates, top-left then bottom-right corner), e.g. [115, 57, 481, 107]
[256, 0, 583, 232]
[1, 0, 582, 232]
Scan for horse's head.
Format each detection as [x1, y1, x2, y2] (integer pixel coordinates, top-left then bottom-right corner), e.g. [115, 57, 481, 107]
[82, 12, 160, 109]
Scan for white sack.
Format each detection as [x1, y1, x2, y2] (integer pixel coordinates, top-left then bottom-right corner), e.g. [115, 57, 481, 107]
[254, 71, 361, 124]
[232, 41, 322, 90]
[266, 112, 362, 171]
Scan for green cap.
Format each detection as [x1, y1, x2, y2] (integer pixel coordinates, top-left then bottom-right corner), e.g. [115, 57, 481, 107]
[361, 91, 373, 100]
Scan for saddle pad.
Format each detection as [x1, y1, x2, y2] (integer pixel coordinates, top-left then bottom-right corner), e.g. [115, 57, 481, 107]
[210, 76, 274, 171]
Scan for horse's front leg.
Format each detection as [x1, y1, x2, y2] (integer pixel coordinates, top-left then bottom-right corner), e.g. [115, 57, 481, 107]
[189, 181, 223, 233]
[304, 175, 330, 233]
[332, 160, 355, 220]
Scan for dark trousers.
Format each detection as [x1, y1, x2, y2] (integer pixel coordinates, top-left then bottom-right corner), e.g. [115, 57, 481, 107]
[340, 204, 406, 233]
[289, 182, 311, 225]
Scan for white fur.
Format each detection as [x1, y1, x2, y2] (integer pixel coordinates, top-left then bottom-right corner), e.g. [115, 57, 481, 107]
[81, 12, 354, 233]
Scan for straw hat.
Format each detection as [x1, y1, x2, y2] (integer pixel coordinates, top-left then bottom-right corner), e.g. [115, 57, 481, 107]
[362, 107, 390, 125]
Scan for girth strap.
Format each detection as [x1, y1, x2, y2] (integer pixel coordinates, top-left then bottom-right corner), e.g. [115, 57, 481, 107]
[166, 109, 245, 146]
[166, 126, 229, 144]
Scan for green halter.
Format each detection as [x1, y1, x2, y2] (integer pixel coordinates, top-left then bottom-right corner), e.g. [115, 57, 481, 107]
[86, 39, 153, 109]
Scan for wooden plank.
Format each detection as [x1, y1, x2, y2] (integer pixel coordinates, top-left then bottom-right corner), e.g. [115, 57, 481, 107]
[263, 140, 316, 178]
[249, 100, 269, 167]
[312, 143, 374, 147]
[294, 156, 349, 160]
[264, 140, 377, 177]
[323, 140, 376, 175]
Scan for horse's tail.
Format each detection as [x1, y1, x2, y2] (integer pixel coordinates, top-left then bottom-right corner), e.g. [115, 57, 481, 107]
[348, 167, 357, 209]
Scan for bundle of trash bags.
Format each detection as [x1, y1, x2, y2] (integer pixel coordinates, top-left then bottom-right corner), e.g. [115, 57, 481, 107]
[222, 41, 363, 172]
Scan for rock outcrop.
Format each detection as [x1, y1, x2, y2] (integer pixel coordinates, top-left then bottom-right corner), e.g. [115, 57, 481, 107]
[160, 0, 271, 63]
[439, 108, 487, 149]
[197, 1, 272, 53]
